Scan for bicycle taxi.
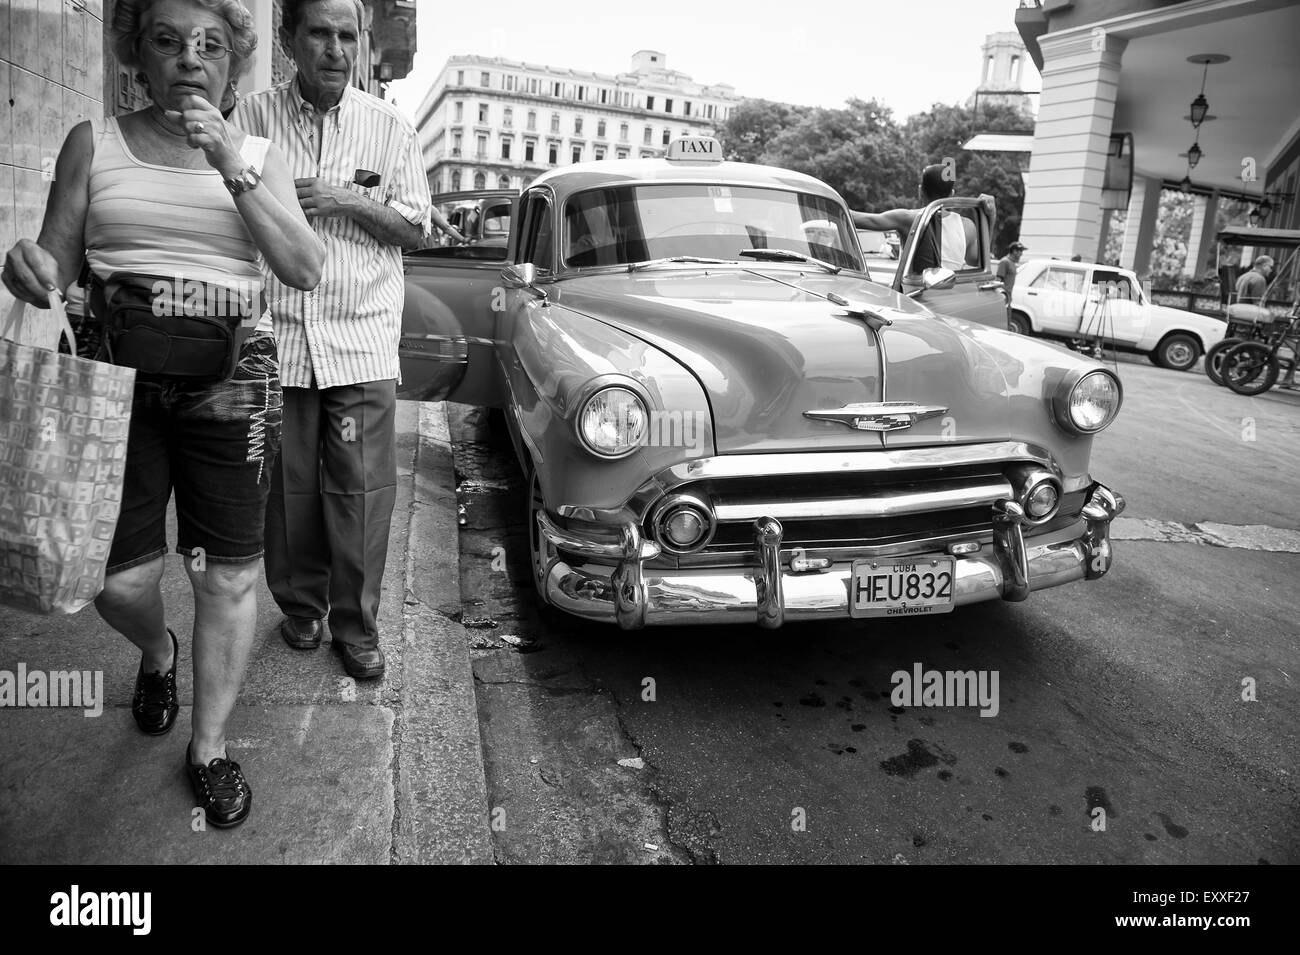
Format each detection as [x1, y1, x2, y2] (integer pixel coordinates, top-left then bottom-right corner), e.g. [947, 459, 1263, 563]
[1205, 225, 1300, 384]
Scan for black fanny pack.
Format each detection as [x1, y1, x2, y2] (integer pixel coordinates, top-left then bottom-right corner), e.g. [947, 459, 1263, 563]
[89, 272, 266, 383]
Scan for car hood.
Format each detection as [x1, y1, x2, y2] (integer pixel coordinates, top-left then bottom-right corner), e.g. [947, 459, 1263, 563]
[551, 268, 1015, 453]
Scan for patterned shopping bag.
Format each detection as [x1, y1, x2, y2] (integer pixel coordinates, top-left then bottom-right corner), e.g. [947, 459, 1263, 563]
[0, 295, 136, 613]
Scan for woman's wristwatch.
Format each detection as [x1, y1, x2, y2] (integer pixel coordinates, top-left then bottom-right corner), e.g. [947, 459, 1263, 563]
[223, 166, 262, 197]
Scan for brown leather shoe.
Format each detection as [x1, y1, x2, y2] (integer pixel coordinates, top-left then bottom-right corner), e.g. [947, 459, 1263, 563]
[331, 641, 385, 680]
[280, 616, 322, 650]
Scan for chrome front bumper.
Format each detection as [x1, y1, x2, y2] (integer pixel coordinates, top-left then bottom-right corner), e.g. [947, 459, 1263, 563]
[537, 483, 1125, 629]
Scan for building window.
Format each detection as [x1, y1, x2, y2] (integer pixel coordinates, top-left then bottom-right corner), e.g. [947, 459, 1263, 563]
[451, 170, 461, 190]
[1010, 54, 1020, 78]
[576, 85, 586, 101]
[705, 104, 714, 119]
[456, 70, 464, 86]
[503, 107, 513, 128]
[616, 148, 629, 159]
[452, 132, 462, 156]
[572, 146, 582, 164]
[501, 139, 512, 160]
[474, 171, 486, 189]
[552, 80, 562, 96]
[594, 146, 605, 160]
[525, 140, 536, 162]
[499, 175, 511, 189]
[527, 110, 537, 131]
[600, 88, 608, 104]
[683, 101, 691, 117]
[662, 129, 671, 145]
[646, 95, 655, 111]
[574, 116, 583, 135]
[551, 113, 560, 133]
[643, 126, 652, 144]
[480, 71, 490, 87]
[454, 101, 463, 121]
[505, 75, 515, 91]
[665, 98, 673, 114]
[548, 143, 558, 164]
[476, 134, 487, 159]
[620, 123, 629, 141]
[478, 103, 488, 123]
[529, 78, 539, 94]
[597, 119, 606, 138]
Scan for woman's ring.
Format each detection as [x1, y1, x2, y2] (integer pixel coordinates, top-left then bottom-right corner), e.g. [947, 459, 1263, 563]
[193, 122, 205, 133]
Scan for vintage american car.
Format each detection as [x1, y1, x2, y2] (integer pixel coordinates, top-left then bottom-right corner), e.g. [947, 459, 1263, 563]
[398, 137, 1126, 629]
[1009, 258, 1226, 371]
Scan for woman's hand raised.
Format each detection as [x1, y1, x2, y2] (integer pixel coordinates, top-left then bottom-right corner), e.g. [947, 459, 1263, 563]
[164, 93, 243, 178]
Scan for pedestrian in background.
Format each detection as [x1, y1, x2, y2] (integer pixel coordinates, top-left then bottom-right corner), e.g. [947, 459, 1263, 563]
[236, 0, 431, 681]
[3, 0, 323, 829]
[996, 241, 1026, 301]
[1235, 255, 1274, 305]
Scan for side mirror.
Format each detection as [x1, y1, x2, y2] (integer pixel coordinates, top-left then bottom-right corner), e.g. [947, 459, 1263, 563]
[501, 263, 536, 288]
[500, 263, 548, 304]
[922, 267, 956, 291]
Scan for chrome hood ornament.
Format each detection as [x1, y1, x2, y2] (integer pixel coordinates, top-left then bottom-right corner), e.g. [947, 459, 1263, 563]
[803, 401, 948, 432]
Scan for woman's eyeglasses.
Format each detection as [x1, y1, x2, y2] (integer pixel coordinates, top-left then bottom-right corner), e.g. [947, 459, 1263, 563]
[145, 34, 230, 60]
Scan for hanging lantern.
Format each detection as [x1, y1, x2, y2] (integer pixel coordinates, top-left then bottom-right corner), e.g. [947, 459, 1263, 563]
[1189, 93, 1208, 128]
[1186, 142, 1202, 169]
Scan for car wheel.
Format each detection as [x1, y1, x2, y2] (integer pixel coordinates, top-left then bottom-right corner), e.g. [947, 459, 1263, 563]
[1223, 342, 1279, 396]
[1155, 333, 1200, 372]
[527, 472, 555, 605]
[1204, 337, 1242, 386]
[1007, 311, 1032, 335]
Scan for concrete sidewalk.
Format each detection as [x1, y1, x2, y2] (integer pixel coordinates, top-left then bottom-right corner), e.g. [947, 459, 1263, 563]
[0, 401, 493, 864]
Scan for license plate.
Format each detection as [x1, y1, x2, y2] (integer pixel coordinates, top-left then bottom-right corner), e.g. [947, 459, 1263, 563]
[850, 557, 955, 618]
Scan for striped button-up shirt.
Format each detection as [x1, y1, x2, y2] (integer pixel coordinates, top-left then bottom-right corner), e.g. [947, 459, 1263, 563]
[235, 79, 431, 388]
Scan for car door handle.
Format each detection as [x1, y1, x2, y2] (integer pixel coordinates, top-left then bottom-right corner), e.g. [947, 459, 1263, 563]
[1026, 290, 1039, 296]
[978, 281, 1003, 291]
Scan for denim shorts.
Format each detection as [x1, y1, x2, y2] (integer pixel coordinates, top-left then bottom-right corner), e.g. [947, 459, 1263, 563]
[106, 332, 283, 575]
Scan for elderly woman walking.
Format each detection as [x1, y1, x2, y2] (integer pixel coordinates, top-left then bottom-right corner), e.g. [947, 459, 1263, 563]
[2, 0, 322, 827]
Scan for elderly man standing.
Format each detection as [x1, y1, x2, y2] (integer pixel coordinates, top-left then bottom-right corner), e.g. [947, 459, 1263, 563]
[237, 0, 430, 679]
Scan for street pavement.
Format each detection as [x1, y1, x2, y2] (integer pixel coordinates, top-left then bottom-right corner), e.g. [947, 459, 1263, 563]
[450, 356, 1300, 865]
[3, 354, 1296, 865]
[0, 401, 493, 864]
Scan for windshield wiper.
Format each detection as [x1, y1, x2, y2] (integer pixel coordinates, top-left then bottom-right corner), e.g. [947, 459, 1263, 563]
[627, 256, 734, 272]
[739, 248, 841, 274]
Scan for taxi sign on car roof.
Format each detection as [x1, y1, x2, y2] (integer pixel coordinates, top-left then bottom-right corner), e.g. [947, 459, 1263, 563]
[666, 136, 723, 163]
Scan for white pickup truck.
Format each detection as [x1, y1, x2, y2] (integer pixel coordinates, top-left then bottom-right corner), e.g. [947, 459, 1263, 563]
[1009, 259, 1226, 371]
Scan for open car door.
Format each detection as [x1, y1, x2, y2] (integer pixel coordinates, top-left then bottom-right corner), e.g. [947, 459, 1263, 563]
[396, 195, 519, 406]
[892, 197, 1007, 329]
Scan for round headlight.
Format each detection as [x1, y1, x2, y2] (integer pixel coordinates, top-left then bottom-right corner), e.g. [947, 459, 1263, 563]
[1067, 371, 1122, 433]
[578, 386, 647, 457]
[1025, 482, 1060, 520]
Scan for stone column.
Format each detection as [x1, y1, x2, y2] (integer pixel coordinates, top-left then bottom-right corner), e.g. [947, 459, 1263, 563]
[1183, 189, 1220, 279]
[1120, 175, 1162, 276]
[241, 0, 274, 94]
[1018, 31, 1127, 260]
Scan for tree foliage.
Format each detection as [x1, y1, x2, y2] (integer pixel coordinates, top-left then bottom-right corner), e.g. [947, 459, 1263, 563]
[719, 97, 1035, 253]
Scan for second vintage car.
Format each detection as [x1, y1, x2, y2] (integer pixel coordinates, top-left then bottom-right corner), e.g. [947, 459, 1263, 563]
[398, 137, 1126, 629]
[1009, 258, 1225, 371]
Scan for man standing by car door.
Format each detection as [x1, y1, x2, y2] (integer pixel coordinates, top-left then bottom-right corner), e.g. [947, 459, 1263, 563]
[236, 0, 431, 680]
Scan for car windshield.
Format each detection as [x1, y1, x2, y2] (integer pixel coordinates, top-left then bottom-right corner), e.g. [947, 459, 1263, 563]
[561, 183, 864, 271]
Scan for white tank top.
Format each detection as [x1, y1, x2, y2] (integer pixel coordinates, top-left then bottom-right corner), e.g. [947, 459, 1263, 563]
[84, 116, 273, 332]
[938, 213, 968, 270]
